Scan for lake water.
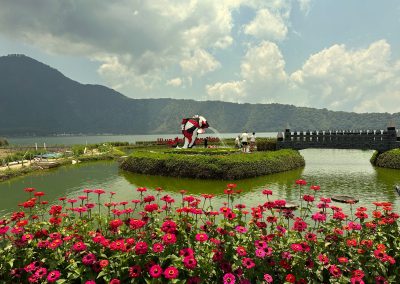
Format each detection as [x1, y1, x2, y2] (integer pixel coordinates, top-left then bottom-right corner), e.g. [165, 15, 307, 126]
[6, 133, 276, 146]
[1, 149, 399, 216]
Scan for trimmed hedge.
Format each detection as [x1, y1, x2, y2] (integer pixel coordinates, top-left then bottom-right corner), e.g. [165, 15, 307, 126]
[256, 138, 277, 151]
[372, 149, 400, 169]
[120, 149, 305, 179]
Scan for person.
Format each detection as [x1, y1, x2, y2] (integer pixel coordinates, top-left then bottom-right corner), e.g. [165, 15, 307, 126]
[250, 132, 256, 152]
[240, 131, 249, 153]
[235, 135, 240, 149]
[204, 137, 208, 148]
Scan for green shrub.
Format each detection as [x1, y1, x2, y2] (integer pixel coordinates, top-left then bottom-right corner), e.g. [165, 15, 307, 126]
[71, 145, 86, 156]
[256, 138, 277, 151]
[0, 138, 8, 146]
[120, 149, 304, 179]
[373, 149, 400, 169]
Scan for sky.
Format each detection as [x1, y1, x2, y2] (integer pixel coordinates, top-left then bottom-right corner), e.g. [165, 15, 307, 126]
[1, 0, 400, 113]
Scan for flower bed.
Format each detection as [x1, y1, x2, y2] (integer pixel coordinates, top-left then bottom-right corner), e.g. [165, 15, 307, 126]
[0, 181, 399, 283]
[120, 149, 305, 179]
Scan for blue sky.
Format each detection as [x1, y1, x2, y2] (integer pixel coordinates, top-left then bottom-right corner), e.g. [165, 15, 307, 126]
[1, 0, 400, 113]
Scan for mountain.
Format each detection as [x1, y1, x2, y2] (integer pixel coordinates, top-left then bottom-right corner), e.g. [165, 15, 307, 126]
[0, 54, 399, 136]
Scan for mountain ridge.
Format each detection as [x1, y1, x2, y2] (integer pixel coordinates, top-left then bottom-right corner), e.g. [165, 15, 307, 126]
[0, 54, 399, 136]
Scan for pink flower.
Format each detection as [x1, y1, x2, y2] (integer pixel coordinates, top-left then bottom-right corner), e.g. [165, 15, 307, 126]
[242, 258, 255, 269]
[195, 233, 208, 242]
[109, 279, 120, 284]
[264, 274, 273, 283]
[72, 241, 87, 252]
[255, 249, 266, 258]
[47, 270, 61, 283]
[149, 264, 162, 278]
[164, 266, 179, 279]
[82, 253, 97, 266]
[235, 226, 248, 234]
[329, 265, 342, 278]
[223, 273, 236, 284]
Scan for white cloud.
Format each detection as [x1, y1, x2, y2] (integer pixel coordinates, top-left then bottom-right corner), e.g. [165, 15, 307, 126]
[297, 0, 312, 15]
[206, 81, 245, 102]
[243, 8, 288, 41]
[180, 49, 221, 76]
[166, 77, 183, 87]
[291, 40, 400, 112]
[206, 41, 294, 103]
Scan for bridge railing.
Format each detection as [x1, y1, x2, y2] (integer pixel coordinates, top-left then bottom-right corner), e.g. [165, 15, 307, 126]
[278, 126, 400, 151]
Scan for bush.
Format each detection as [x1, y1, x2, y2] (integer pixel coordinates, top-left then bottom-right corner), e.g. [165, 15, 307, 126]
[120, 149, 304, 179]
[0, 137, 8, 146]
[373, 149, 400, 169]
[256, 138, 277, 151]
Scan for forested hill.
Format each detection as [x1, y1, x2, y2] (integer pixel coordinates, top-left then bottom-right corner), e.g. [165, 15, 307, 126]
[1, 54, 399, 136]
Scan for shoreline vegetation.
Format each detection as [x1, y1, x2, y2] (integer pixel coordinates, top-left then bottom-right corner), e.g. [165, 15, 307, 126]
[120, 149, 305, 180]
[371, 149, 400, 169]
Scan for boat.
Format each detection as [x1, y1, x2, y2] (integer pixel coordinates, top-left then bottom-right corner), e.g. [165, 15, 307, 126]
[33, 161, 60, 169]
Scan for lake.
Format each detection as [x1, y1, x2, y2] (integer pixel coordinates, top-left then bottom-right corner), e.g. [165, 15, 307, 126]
[1, 148, 399, 216]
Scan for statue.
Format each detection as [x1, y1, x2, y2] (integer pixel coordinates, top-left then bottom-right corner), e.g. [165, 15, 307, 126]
[181, 115, 209, 148]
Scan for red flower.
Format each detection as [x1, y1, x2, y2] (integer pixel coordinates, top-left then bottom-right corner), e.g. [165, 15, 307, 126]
[164, 266, 179, 279]
[24, 187, 36, 193]
[262, 189, 273, 195]
[137, 187, 147, 192]
[135, 241, 148, 255]
[285, 274, 296, 283]
[183, 256, 197, 269]
[94, 189, 105, 195]
[152, 243, 164, 253]
[129, 265, 142, 278]
[109, 279, 120, 284]
[310, 185, 320, 191]
[295, 179, 307, 186]
[236, 246, 247, 256]
[149, 264, 162, 278]
[162, 233, 177, 245]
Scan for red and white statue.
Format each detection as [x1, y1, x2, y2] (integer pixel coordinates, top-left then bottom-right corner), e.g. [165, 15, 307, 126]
[181, 115, 209, 148]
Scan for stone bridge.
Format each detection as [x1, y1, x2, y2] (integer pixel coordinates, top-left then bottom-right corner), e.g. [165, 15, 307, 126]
[276, 125, 400, 152]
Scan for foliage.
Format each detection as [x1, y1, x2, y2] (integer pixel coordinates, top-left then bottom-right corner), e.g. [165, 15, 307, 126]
[256, 138, 277, 151]
[120, 149, 305, 179]
[0, 138, 8, 146]
[373, 149, 400, 169]
[0, 181, 399, 283]
[1, 150, 47, 166]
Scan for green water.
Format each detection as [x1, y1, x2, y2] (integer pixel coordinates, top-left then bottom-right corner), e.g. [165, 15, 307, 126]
[0, 149, 399, 215]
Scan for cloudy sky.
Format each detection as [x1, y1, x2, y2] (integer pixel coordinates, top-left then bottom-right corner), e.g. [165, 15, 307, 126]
[1, 0, 400, 113]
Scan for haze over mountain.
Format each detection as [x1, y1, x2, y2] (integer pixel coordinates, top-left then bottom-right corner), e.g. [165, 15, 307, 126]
[0, 54, 399, 136]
